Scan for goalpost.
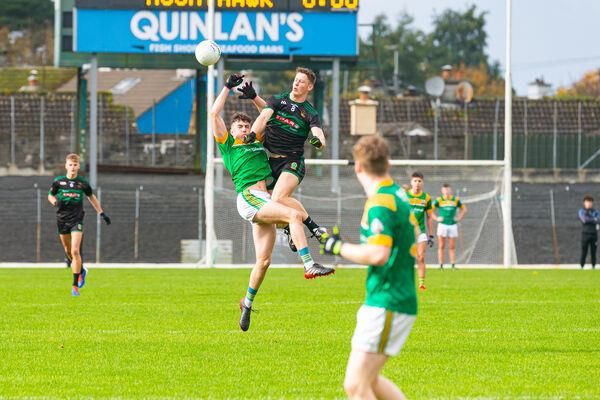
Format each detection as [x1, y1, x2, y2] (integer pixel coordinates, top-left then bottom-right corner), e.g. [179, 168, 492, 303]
[204, 158, 518, 267]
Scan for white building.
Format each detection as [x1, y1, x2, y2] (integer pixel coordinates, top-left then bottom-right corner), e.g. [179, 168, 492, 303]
[527, 78, 553, 99]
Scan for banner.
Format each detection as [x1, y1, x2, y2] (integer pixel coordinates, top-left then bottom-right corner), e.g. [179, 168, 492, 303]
[74, 9, 357, 56]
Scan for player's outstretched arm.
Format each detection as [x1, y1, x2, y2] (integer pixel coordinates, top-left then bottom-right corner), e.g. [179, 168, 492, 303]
[210, 86, 230, 140]
[250, 107, 274, 141]
[320, 226, 391, 266]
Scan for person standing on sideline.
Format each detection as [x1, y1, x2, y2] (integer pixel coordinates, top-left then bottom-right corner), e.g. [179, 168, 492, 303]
[578, 195, 599, 269]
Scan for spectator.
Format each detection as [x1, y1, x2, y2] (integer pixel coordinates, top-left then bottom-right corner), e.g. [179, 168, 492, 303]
[578, 195, 599, 269]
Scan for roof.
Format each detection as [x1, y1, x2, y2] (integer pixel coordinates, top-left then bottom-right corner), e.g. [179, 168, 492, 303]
[58, 69, 191, 116]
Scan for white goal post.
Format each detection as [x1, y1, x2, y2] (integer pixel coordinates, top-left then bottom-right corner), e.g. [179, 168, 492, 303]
[205, 158, 517, 268]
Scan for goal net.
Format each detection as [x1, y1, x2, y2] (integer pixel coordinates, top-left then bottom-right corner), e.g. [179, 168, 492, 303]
[207, 159, 517, 267]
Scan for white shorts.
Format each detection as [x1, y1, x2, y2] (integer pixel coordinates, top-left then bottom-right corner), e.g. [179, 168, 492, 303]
[236, 189, 271, 222]
[437, 223, 458, 238]
[416, 233, 428, 243]
[351, 305, 416, 357]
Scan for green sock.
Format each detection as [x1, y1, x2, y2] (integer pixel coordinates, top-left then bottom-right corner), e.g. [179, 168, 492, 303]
[243, 287, 257, 308]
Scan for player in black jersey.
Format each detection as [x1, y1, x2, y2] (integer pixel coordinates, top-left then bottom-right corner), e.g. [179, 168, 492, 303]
[241, 67, 327, 244]
[48, 154, 111, 296]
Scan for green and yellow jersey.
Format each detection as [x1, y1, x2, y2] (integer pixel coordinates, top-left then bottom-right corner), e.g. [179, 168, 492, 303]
[433, 195, 464, 225]
[360, 179, 418, 315]
[405, 190, 432, 234]
[216, 132, 272, 193]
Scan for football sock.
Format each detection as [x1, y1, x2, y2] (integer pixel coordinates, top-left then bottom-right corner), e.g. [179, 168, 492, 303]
[298, 247, 314, 269]
[452, 263, 456, 269]
[440, 264, 444, 269]
[243, 287, 257, 308]
[419, 278, 425, 286]
[303, 216, 320, 233]
[72, 273, 80, 286]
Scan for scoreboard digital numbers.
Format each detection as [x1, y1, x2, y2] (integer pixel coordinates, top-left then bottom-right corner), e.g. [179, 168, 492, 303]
[75, 0, 359, 11]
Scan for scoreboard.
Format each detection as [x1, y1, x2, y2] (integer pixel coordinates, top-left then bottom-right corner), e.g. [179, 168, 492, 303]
[72, 0, 359, 57]
[75, 0, 359, 12]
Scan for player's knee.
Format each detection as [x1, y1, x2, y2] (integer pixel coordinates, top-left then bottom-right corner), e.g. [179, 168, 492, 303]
[71, 248, 81, 258]
[256, 257, 271, 271]
[287, 210, 302, 224]
[344, 376, 367, 398]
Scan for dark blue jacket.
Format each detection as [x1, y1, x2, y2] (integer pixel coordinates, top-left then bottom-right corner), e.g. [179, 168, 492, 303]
[579, 208, 600, 234]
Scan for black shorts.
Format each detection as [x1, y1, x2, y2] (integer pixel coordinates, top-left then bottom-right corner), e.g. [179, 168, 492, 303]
[57, 220, 84, 235]
[267, 156, 305, 190]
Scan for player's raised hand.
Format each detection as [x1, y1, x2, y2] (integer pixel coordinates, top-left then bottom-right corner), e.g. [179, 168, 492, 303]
[237, 81, 257, 99]
[320, 226, 343, 256]
[100, 212, 111, 225]
[309, 136, 323, 149]
[225, 73, 244, 89]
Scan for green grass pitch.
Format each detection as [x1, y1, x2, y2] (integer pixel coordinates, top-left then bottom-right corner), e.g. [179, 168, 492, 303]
[0, 268, 598, 399]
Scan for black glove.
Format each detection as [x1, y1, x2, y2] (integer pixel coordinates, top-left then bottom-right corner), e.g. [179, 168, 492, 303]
[237, 81, 257, 99]
[100, 212, 111, 225]
[242, 131, 256, 144]
[309, 136, 323, 149]
[225, 73, 244, 89]
[320, 226, 343, 256]
[427, 235, 434, 248]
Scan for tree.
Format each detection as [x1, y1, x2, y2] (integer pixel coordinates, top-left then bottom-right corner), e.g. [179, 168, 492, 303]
[425, 5, 491, 74]
[556, 70, 600, 99]
[452, 63, 505, 98]
[0, 0, 53, 31]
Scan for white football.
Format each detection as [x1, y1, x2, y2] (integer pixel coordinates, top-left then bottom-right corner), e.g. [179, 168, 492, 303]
[195, 40, 221, 66]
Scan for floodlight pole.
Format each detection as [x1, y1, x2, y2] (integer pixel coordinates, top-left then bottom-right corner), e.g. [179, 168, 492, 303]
[205, 0, 216, 268]
[502, 0, 513, 268]
[331, 58, 340, 192]
[90, 55, 98, 189]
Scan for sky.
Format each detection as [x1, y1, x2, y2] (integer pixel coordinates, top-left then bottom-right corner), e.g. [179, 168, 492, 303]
[358, 0, 600, 95]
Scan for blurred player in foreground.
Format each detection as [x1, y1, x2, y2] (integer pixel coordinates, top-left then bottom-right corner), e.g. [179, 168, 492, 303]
[433, 183, 467, 269]
[405, 171, 433, 290]
[320, 135, 417, 400]
[211, 74, 334, 331]
[578, 195, 599, 269]
[47, 153, 111, 296]
[242, 67, 327, 249]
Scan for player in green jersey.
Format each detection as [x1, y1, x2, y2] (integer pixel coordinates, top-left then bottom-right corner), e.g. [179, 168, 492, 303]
[433, 183, 467, 269]
[48, 153, 111, 297]
[320, 135, 417, 400]
[212, 74, 334, 331]
[240, 67, 328, 246]
[405, 171, 433, 290]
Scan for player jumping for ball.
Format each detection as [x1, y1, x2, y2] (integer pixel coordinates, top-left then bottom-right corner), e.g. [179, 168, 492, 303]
[433, 183, 467, 269]
[212, 74, 334, 331]
[239, 67, 327, 249]
[48, 153, 111, 297]
[320, 135, 418, 400]
[405, 171, 433, 290]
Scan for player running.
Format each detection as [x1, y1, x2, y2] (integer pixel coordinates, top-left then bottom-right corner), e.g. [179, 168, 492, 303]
[241, 67, 327, 247]
[320, 135, 417, 400]
[405, 171, 433, 290]
[212, 74, 334, 331]
[48, 153, 111, 297]
[433, 183, 467, 269]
